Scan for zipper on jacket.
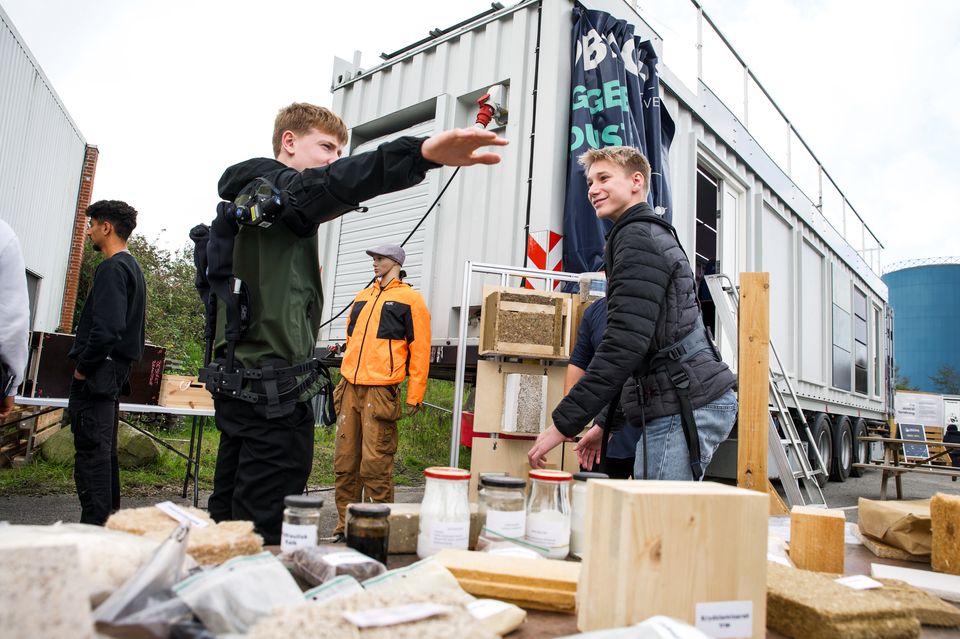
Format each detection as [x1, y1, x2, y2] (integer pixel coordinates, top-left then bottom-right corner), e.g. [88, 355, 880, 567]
[388, 339, 394, 372]
[353, 285, 384, 385]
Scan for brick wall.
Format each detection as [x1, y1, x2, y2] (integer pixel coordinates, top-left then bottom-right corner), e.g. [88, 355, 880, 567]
[58, 144, 99, 332]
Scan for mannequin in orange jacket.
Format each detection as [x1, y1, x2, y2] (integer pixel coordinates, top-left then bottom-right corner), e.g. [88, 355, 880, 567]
[332, 245, 431, 538]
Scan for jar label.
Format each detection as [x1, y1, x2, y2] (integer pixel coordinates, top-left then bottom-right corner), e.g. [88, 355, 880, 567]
[429, 521, 470, 549]
[484, 509, 526, 538]
[525, 513, 570, 548]
[281, 522, 317, 552]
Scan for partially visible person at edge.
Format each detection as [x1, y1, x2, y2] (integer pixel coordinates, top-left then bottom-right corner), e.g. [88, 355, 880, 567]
[568, 292, 641, 478]
[208, 103, 507, 544]
[68, 201, 146, 524]
[0, 220, 30, 418]
[527, 146, 736, 480]
[332, 244, 430, 542]
[945, 417, 960, 470]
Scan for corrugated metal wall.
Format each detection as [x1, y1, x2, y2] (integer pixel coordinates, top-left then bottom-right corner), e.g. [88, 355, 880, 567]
[0, 7, 87, 332]
[324, 0, 887, 418]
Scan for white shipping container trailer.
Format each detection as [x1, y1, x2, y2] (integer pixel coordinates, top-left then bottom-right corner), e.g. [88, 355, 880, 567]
[318, 0, 893, 482]
[0, 6, 89, 333]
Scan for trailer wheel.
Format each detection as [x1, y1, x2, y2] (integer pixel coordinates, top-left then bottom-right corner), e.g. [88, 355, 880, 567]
[830, 416, 853, 482]
[807, 413, 832, 487]
[849, 418, 868, 477]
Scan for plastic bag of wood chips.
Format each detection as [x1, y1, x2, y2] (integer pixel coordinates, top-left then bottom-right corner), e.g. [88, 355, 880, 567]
[0, 522, 163, 605]
[286, 545, 386, 586]
[173, 551, 303, 635]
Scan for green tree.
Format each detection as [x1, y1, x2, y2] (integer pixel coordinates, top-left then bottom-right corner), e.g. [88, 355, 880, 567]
[74, 235, 204, 374]
[894, 365, 918, 391]
[930, 365, 960, 395]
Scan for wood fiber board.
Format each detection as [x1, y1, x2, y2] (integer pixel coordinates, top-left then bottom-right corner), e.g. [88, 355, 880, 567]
[767, 561, 920, 639]
[870, 578, 960, 627]
[853, 527, 928, 563]
[474, 360, 565, 433]
[872, 563, 960, 603]
[931, 492, 960, 575]
[789, 505, 846, 573]
[577, 480, 768, 636]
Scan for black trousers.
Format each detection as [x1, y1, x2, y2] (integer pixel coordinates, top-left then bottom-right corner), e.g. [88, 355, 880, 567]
[68, 370, 124, 526]
[208, 397, 314, 545]
[581, 456, 634, 479]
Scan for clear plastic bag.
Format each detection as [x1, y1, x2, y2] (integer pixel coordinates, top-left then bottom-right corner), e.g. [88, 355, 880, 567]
[94, 523, 196, 638]
[287, 545, 386, 586]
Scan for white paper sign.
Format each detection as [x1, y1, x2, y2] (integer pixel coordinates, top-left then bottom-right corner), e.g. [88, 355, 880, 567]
[280, 523, 317, 552]
[323, 551, 373, 567]
[484, 510, 526, 537]
[694, 600, 753, 638]
[342, 603, 452, 628]
[155, 501, 209, 528]
[835, 575, 884, 590]
[430, 521, 470, 549]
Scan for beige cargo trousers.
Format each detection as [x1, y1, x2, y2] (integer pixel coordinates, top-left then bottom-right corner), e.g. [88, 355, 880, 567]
[333, 379, 402, 534]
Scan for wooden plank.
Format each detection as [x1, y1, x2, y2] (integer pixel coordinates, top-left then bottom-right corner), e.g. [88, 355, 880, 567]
[454, 578, 575, 613]
[768, 480, 789, 515]
[578, 480, 768, 635]
[738, 272, 769, 492]
[789, 505, 846, 573]
[433, 549, 579, 591]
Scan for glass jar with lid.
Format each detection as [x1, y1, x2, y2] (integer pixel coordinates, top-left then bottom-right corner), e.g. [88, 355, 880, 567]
[525, 469, 573, 559]
[479, 475, 527, 541]
[417, 466, 471, 558]
[346, 503, 391, 564]
[570, 471, 608, 556]
[281, 494, 323, 553]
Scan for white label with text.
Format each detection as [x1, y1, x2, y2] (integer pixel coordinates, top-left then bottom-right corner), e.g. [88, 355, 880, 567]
[695, 600, 753, 638]
[280, 523, 317, 553]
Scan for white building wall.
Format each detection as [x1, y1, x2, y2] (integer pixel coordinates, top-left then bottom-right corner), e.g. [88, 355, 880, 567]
[0, 6, 87, 332]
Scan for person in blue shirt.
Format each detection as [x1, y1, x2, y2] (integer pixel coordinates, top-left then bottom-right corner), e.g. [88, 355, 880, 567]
[569, 295, 642, 479]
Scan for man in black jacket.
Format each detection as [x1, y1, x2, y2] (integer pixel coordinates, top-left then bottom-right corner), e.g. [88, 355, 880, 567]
[204, 103, 507, 544]
[528, 146, 736, 480]
[69, 200, 146, 524]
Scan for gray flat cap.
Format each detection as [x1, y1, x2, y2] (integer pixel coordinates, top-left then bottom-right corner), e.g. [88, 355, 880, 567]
[366, 244, 405, 266]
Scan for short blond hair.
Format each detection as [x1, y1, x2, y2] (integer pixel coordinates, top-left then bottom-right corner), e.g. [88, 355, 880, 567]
[272, 103, 348, 157]
[578, 146, 651, 191]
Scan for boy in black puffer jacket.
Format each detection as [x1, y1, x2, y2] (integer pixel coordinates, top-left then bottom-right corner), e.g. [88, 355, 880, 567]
[529, 146, 736, 480]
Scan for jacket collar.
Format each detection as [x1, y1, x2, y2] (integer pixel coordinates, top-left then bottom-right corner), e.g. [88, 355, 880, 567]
[373, 278, 407, 293]
[605, 202, 656, 239]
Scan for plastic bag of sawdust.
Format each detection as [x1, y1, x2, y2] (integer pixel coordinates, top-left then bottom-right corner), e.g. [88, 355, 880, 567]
[94, 524, 196, 638]
[173, 551, 303, 635]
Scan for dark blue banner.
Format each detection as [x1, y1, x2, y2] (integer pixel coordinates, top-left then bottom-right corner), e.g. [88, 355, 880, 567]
[563, 3, 675, 273]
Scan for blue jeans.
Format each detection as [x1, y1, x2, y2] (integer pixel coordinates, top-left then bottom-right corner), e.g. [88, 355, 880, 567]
[633, 389, 737, 480]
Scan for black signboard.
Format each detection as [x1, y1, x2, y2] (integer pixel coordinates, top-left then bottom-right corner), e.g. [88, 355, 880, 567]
[898, 423, 929, 459]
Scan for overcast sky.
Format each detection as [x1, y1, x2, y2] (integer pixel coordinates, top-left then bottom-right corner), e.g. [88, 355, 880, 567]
[2, 0, 956, 270]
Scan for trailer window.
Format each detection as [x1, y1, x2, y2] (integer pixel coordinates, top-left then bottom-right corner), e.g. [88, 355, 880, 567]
[831, 265, 852, 391]
[695, 167, 719, 337]
[853, 287, 868, 394]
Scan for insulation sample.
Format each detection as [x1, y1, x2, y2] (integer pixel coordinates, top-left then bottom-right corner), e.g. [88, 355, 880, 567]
[247, 589, 498, 639]
[789, 505, 846, 573]
[871, 578, 960, 628]
[501, 373, 548, 433]
[767, 561, 920, 639]
[931, 492, 960, 575]
[0, 543, 95, 639]
[106, 505, 263, 565]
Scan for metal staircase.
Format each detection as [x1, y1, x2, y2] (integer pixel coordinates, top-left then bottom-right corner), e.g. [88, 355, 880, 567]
[704, 274, 827, 508]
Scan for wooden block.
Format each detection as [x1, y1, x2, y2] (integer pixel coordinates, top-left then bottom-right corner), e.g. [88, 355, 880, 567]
[159, 374, 213, 409]
[932, 492, 960, 575]
[578, 480, 768, 635]
[789, 505, 846, 574]
[468, 436, 562, 500]
[737, 272, 769, 492]
[474, 360, 566, 433]
[479, 285, 573, 359]
[433, 549, 579, 612]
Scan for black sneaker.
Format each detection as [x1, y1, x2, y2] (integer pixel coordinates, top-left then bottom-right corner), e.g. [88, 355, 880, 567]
[330, 532, 346, 543]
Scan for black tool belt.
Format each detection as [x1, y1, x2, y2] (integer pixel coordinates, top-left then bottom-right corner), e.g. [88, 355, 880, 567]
[199, 357, 336, 423]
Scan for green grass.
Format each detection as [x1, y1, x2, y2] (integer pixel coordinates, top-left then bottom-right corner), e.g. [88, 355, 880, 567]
[0, 378, 471, 497]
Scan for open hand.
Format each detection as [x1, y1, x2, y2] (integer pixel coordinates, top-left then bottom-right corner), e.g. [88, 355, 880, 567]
[574, 424, 604, 470]
[421, 128, 508, 166]
[527, 425, 573, 469]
